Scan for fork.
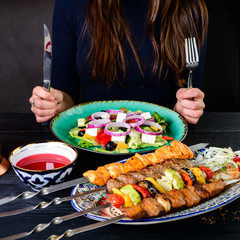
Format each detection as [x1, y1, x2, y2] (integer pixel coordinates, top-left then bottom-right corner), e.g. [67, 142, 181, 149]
[185, 37, 199, 88]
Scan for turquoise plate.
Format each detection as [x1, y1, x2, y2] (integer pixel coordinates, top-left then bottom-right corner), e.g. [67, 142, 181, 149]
[50, 100, 187, 155]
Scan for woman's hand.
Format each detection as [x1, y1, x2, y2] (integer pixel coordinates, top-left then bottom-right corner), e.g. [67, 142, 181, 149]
[175, 88, 205, 124]
[29, 86, 64, 123]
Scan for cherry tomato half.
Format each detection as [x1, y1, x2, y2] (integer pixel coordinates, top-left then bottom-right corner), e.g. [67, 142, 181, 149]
[109, 193, 125, 208]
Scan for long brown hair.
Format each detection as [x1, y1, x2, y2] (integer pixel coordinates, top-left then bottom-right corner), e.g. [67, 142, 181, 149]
[82, 0, 208, 87]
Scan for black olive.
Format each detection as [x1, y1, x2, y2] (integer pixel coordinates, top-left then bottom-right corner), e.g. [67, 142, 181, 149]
[119, 127, 128, 132]
[78, 130, 85, 137]
[105, 141, 115, 151]
[96, 116, 102, 120]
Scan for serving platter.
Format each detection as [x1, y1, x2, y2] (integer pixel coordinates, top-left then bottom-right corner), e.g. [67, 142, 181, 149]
[50, 100, 187, 155]
[71, 153, 240, 225]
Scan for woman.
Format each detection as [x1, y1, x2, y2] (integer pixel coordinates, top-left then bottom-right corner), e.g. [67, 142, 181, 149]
[30, 0, 208, 124]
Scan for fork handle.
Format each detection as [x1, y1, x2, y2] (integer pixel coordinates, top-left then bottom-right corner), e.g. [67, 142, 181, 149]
[187, 70, 193, 88]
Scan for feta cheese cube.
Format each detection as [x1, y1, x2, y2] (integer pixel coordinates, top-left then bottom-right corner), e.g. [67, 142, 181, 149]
[116, 112, 127, 122]
[141, 112, 152, 120]
[85, 128, 100, 137]
[141, 133, 156, 144]
[78, 118, 86, 127]
[111, 135, 126, 143]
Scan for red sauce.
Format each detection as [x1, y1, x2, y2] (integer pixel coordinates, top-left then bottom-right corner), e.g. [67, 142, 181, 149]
[16, 153, 71, 171]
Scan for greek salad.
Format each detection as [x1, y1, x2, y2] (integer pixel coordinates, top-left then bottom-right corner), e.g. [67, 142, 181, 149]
[69, 108, 173, 153]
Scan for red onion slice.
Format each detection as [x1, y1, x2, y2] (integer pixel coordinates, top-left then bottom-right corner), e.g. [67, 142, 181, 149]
[135, 120, 163, 135]
[88, 119, 111, 128]
[106, 109, 124, 115]
[104, 122, 131, 136]
[123, 115, 145, 127]
[91, 112, 110, 121]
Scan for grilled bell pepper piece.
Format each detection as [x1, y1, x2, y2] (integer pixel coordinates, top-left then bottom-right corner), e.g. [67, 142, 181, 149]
[189, 167, 206, 184]
[178, 171, 193, 185]
[127, 184, 151, 199]
[112, 188, 134, 207]
[144, 177, 166, 193]
[120, 185, 142, 205]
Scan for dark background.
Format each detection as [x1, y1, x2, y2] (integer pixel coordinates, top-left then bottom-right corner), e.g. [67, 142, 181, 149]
[0, 0, 239, 113]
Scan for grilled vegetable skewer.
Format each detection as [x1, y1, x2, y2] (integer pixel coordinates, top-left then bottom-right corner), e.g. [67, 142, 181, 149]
[119, 180, 226, 219]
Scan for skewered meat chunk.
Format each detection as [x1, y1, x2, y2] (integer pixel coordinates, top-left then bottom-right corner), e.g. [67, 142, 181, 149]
[139, 167, 162, 179]
[177, 159, 195, 168]
[140, 198, 165, 217]
[120, 203, 147, 219]
[180, 187, 201, 207]
[193, 184, 210, 200]
[171, 140, 194, 159]
[127, 171, 147, 182]
[201, 180, 226, 197]
[106, 178, 125, 193]
[145, 152, 160, 165]
[104, 162, 124, 178]
[96, 166, 111, 183]
[164, 189, 186, 208]
[150, 163, 169, 175]
[116, 174, 138, 185]
[135, 153, 152, 167]
[155, 145, 174, 161]
[162, 159, 183, 171]
[83, 170, 105, 186]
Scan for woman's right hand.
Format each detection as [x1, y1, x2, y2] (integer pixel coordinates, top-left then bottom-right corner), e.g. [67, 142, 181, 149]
[29, 86, 64, 123]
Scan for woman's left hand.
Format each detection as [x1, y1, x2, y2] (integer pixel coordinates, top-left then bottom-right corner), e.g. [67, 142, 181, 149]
[175, 88, 205, 124]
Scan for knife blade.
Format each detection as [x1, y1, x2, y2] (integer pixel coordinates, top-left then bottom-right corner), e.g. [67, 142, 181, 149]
[189, 143, 209, 152]
[43, 24, 51, 91]
[0, 143, 208, 206]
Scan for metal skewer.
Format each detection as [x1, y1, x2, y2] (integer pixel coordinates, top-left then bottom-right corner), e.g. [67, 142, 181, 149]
[0, 186, 106, 217]
[0, 177, 89, 206]
[0, 203, 110, 240]
[47, 214, 125, 240]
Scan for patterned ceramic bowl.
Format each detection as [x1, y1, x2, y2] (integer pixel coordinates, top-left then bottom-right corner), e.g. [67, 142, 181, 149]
[9, 141, 78, 191]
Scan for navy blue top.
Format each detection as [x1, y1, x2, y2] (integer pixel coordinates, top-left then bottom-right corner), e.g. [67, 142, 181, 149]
[51, 0, 207, 109]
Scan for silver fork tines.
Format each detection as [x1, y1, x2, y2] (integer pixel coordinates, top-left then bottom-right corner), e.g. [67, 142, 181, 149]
[185, 37, 199, 88]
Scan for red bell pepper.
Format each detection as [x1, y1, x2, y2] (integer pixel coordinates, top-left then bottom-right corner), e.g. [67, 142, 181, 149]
[179, 171, 193, 185]
[96, 129, 111, 147]
[127, 184, 151, 199]
[162, 136, 174, 141]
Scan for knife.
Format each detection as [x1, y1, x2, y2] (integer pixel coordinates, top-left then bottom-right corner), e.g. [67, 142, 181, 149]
[188, 142, 208, 152]
[0, 143, 208, 206]
[43, 24, 51, 91]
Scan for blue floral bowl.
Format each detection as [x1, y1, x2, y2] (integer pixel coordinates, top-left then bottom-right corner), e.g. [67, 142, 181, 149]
[9, 141, 78, 191]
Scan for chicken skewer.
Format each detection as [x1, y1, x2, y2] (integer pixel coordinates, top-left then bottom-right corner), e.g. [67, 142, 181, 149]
[83, 140, 194, 186]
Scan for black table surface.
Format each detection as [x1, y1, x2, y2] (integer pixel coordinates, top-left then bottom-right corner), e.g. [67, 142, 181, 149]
[0, 112, 239, 240]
